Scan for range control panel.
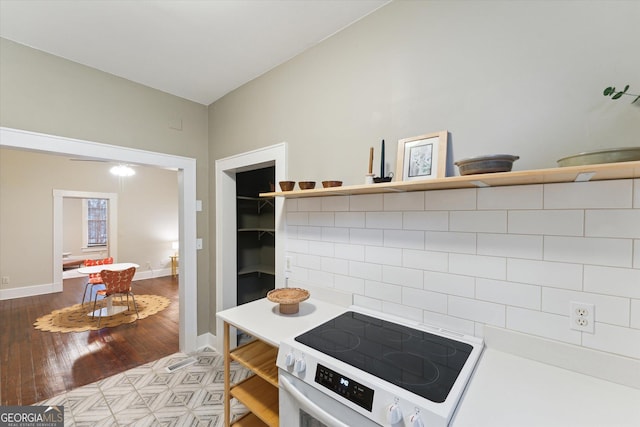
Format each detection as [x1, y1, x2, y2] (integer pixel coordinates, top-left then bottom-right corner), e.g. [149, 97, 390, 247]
[314, 363, 375, 411]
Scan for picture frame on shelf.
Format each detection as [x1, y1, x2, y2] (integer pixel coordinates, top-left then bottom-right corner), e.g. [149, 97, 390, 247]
[396, 130, 448, 182]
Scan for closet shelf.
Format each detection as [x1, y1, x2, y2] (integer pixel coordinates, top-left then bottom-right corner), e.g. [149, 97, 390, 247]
[259, 161, 640, 199]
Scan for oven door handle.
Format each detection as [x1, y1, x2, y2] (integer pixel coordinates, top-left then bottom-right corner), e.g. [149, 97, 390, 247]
[280, 375, 351, 427]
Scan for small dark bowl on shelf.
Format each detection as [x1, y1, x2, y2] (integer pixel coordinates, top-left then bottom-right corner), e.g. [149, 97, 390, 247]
[322, 180, 343, 188]
[373, 176, 392, 183]
[298, 181, 316, 190]
[279, 181, 295, 191]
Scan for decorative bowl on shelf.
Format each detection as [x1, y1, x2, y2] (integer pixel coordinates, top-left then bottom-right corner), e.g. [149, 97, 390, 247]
[455, 154, 520, 175]
[298, 181, 316, 190]
[322, 180, 343, 188]
[267, 287, 310, 314]
[557, 147, 640, 167]
[279, 181, 295, 191]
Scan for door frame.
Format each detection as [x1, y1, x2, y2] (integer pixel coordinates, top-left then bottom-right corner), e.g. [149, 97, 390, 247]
[0, 126, 198, 353]
[215, 143, 287, 351]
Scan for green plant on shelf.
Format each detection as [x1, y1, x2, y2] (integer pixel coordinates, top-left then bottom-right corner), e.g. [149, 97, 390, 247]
[603, 85, 639, 104]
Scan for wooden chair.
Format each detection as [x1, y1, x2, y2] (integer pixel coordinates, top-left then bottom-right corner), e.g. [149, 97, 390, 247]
[81, 257, 114, 306]
[92, 267, 138, 327]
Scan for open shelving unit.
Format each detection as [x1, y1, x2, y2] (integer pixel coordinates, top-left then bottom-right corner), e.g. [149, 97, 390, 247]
[224, 323, 279, 427]
[259, 161, 640, 199]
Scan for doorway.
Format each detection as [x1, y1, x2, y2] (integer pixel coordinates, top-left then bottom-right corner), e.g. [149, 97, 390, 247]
[0, 126, 198, 352]
[215, 143, 286, 351]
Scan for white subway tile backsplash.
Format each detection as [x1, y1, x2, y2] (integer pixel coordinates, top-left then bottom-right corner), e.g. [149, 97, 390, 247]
[321, 227, 350, 243]
[381, 301, 424, 323]
[476, 278, 540, 310]
[366, 212, 403, 229]
[287, 239, 309, 254]
[365, 246, 402, 266]
[508, 210, 584, 236]
[541, 287, 630, 327]
[334, 243, 365, 261]
[285, 179, 640, 366]
[297, 226, 321, 241]
[335, 212, 365, 228]
[382, 265, 423, 289]
[384, 229, 424, 249]
[297, 197, 322, 212]
[350, 228, 383, 246]
[425, 231, 476, 254]
[402, 287, 447, 313]
[477, 185, 543, 210]
[583, 265, 640, 299]
[421, 311, 476, 336]
[449, 253, 506, 280]
[477, 233, 543, 260]
[308, 240, 333, 257]
[544, 236, 632, 267]
[322, 195, 349, 211]
[507, 259, 583, 291]
[450, 210, 507, 233]
[349, 261, 382, 281]
[585, 209, 640, 238]
[365, 280, 402, 303]
[321, 257, 349, 275]
[335, 275, 365, 294]
[403, 249, 448, 273]
[287, 212, 309, 226]
[425, 188, 477, 210]
[583, 323, 640, 359]
[383, 192, 424, 211]
[423, 271, 475, 298]
[403, 211, 448, 231]
[544, 180, 633, 209]
[309, 212, 334, 227]
[448, 296, 505, 327]
[350, 194, 383, 211]
[631, 299, 640, 330]
[506, 307, 580, 345]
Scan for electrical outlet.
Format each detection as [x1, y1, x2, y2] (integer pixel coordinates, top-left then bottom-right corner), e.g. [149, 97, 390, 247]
[570, 301, 595, 333]
[285, 256, 292, 272]
[1, 276, 9, 285]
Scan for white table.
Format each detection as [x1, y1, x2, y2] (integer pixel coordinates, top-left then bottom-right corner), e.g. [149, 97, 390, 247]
[77, 262, 139, 317]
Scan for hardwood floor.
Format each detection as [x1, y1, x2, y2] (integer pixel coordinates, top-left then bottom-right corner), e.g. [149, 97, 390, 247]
[0, 275, 179, 406]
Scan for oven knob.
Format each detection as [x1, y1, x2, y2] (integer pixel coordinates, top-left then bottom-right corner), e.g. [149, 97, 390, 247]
[285, 352, 295, 368]
[386, 402, 403, 425]
[294, 357, 306, 374]
[409, 411, 425, 427]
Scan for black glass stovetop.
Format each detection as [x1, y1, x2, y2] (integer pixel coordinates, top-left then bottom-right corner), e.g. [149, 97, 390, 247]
[295, 311, 473, 404]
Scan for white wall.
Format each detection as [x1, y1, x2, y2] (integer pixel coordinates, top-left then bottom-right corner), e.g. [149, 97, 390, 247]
[284, 179, 640, 376]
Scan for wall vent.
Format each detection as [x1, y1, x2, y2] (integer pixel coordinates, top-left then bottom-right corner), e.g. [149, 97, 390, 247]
[165, 357, 197, 373]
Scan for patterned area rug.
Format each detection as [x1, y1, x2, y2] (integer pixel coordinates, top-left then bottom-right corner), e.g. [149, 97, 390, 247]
[34, 294, 170, 332]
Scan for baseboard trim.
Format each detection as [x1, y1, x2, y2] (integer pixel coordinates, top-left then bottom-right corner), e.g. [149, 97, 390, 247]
[196, 332, 218, 352]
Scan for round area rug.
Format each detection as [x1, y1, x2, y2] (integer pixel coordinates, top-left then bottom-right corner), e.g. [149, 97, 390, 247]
[33, 294, 171, 333]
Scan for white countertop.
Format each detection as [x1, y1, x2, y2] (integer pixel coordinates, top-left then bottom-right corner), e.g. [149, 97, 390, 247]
[216, 297, 347, 347]
[453, 348, 640, 427]
[216, 297, 640, 426]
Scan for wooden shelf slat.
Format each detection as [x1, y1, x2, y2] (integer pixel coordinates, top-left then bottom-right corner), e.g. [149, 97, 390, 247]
[230, 340, 279, 387]
[259, 161, 640, 199]
[232, 411, 268, 427]
[231, 375, 279, 427]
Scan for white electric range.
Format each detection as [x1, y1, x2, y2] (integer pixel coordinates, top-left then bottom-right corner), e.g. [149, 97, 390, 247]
[277, 307, 484, 427]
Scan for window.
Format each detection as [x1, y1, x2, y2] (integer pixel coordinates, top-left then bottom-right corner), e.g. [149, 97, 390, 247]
[84, 198, 108, 247]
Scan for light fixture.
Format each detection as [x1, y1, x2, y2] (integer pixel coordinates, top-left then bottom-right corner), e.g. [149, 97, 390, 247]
[110, 165, 135, 177]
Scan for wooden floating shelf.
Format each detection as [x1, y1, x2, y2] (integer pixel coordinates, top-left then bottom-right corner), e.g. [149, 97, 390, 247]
[259, 161, 640, 199]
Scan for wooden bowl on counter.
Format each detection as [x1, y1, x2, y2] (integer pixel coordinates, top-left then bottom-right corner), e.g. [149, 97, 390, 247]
[322, 180, 343, 188]
[267, 287, 310, 314]
[298, 181, 316, 190]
